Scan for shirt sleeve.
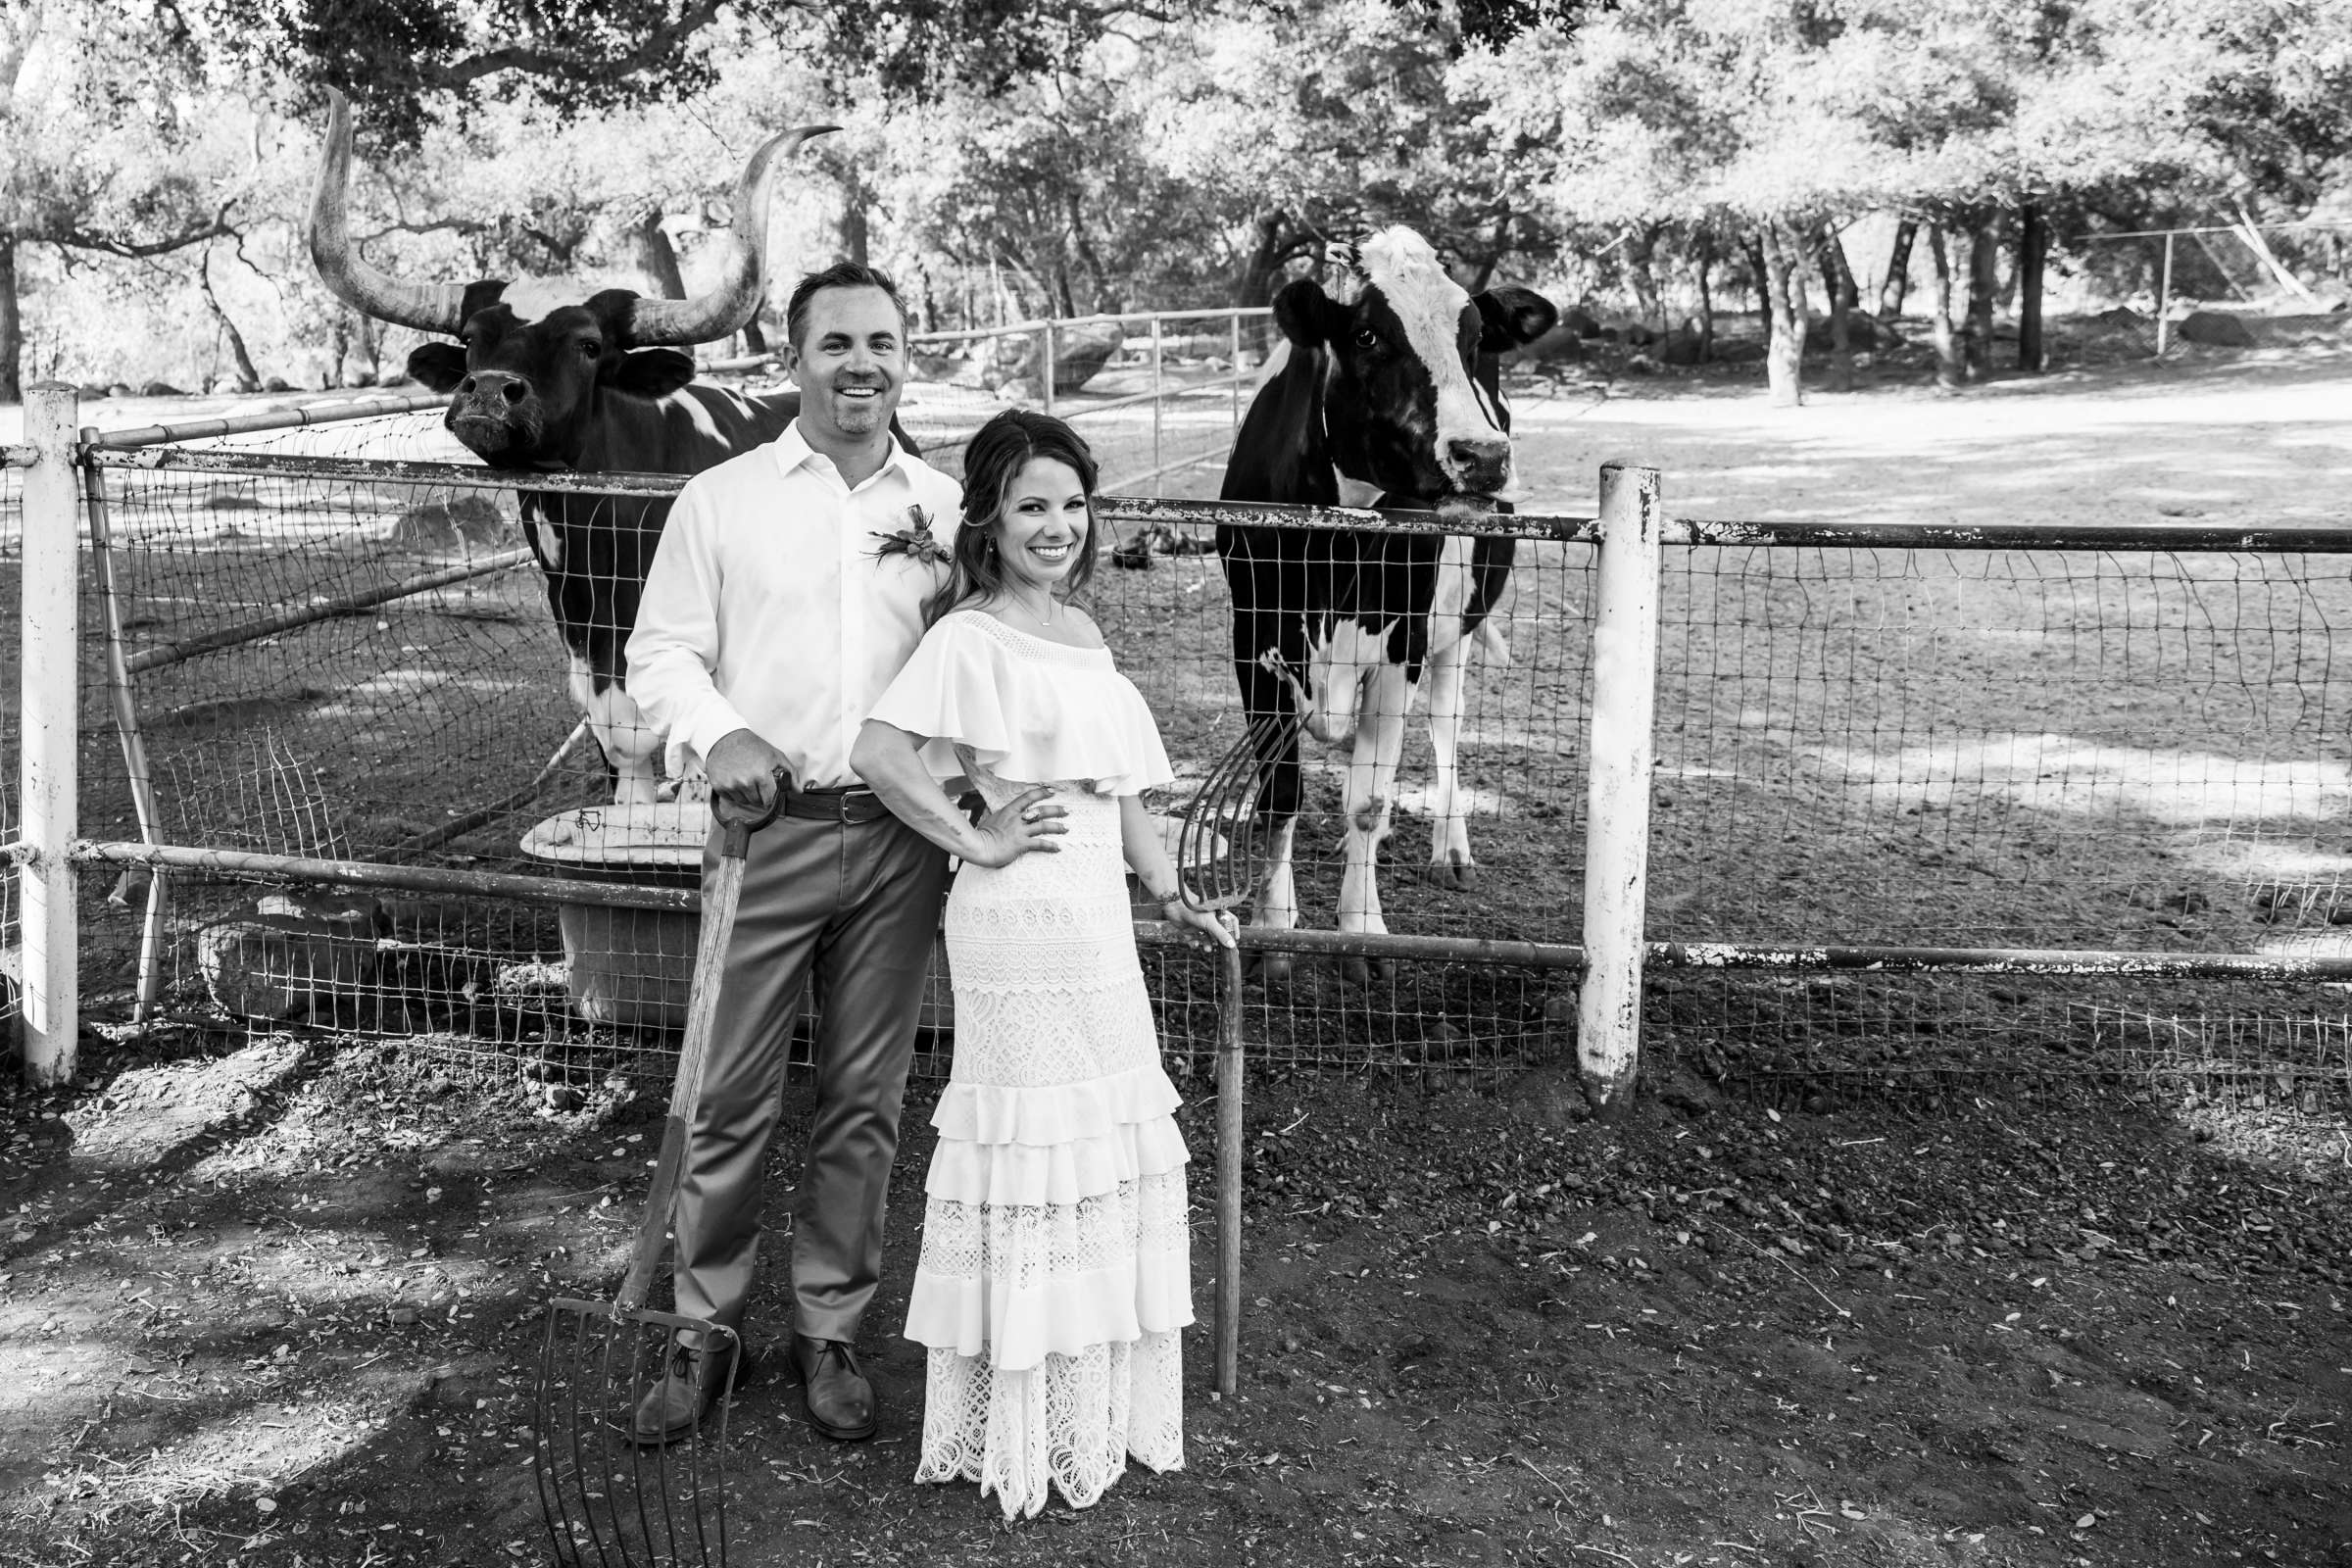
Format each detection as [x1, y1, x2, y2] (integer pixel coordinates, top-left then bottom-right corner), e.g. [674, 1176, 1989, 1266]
[865, 616, 1015, 778]
[624, 477, 754, 766]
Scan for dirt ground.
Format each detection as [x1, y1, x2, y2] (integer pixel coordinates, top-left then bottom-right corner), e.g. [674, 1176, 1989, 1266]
[6, 336, 2352, 1568]
[1, 1034, 2346, 1568]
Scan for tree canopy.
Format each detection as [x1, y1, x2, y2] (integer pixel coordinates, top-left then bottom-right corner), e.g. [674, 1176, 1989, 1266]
[6, 0, 2350, 401]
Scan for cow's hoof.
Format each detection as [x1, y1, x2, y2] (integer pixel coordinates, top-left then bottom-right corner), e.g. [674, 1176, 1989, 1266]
[1247, 950, 1294, 986]
[1427, 859, 1479, 892]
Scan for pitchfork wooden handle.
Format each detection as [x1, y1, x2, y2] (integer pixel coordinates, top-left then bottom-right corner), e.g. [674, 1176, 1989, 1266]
[612, 769, 786, 1315]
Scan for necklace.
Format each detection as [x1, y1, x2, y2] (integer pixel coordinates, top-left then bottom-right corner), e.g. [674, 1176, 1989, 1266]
[1007, 587, 1058, 628]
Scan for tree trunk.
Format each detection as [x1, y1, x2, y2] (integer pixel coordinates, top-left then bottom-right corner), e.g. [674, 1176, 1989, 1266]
[1928, 221, 1962, 391]
[841, 179, 871, 270]
[2018, 205, 2047, 372]
[1744, 236, 1769, 319]
[355, 312, 381, 383]
[199, 252, 262, 393]
[1878, 219, 1917, 318]
[623, 210, 687, 299]
[1818, 225, 1858, 393]
[1626, 223, 1663, 328]
[1964, 216, 1999, 379]
[0, 229, 20, 403]
[1694, 232, 1716, 364]
[326, 315, 349, 389]
[1757, 221, 1808, 407]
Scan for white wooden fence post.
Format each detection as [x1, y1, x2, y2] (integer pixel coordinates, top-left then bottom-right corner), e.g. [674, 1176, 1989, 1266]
[19, 383, 79, 1085]
[1578, 463, 1664, 1117]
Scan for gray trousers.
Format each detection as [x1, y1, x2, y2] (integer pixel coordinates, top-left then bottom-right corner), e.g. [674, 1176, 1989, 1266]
[670, 809, 950, 1346]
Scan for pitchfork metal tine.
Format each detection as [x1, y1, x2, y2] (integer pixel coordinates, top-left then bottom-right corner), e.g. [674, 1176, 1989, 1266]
[629, 1323, 666, 1568]
[590, 1311, 634, 1568]
[1179, 710, 1293, 910]
[536, 1311, 586, 1567]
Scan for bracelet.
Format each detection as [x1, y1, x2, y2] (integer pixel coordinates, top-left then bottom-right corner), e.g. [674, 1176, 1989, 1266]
[1144, 884, 1183, 905]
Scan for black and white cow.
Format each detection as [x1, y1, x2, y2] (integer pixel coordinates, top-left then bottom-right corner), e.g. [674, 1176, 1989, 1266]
[1218, 226, 1556, 968]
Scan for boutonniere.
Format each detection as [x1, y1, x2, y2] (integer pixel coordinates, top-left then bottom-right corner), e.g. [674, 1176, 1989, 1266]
[869, 505, 952, 567]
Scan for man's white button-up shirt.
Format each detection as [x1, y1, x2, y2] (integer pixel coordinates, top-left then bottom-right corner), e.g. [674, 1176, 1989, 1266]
[625, 419, 963, 791]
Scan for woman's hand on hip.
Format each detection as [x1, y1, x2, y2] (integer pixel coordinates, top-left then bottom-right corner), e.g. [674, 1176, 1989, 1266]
[962, 785, 1068, 867]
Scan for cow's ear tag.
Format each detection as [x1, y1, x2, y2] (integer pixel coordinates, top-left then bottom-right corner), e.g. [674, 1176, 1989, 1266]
[612, 347, 697, 399]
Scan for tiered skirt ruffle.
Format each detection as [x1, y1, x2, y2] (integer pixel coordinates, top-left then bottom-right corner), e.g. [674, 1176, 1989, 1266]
[905, 791, 1192, 1518]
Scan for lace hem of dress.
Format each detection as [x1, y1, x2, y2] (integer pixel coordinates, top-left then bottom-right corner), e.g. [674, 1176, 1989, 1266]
[914, 1331, 1184, 1521]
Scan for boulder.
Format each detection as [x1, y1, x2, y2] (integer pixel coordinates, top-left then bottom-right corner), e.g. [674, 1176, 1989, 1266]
[2177, 310, 2258, 348]
[107, 382, 135, 399]
[197, 912, 379, 1021]
[139, 379, 189, 398]
[1512, 323, 1587, 365]
[968, 320, 1127, 397]
[388, 493, 509, 553]
[1659, 324, 1706, 367]
[2090, 306, 2145, 328]
[263, 375, 295, 393]
[77, 383, 112, 399]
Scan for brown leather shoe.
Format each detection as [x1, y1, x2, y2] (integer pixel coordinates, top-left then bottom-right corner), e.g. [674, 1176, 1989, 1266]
[788, 1334, 875, 1441]
[629, 1340, 734, 1447]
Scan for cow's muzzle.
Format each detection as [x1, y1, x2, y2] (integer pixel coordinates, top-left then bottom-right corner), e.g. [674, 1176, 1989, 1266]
[447, 370, 537, 455]
[1444, 435, 1512, 496]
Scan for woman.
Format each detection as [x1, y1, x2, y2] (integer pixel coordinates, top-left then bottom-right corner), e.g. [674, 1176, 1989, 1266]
[852, 408, 1233, 1519]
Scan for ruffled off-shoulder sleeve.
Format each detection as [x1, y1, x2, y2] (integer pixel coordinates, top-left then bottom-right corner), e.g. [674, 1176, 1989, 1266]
[866, 612, 1176, 796]
[865, 614, 1014, 782]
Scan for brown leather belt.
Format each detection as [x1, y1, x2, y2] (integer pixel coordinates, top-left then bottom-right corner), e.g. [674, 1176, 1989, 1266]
[780, 786, 895, 824]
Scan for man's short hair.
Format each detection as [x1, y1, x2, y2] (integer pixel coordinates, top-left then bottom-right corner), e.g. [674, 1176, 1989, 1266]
[784, 262, 912, 349]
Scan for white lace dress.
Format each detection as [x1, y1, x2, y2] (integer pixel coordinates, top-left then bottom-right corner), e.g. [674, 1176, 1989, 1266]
[866, 610, 1193, 1519]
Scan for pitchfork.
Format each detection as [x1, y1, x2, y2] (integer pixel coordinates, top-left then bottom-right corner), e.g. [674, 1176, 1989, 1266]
[1173, 712, 1289, 916]
[534, 774, 784, 1568]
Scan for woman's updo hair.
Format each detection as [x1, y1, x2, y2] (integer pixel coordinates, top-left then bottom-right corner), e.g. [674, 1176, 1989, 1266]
[923, 409, 1103, 626]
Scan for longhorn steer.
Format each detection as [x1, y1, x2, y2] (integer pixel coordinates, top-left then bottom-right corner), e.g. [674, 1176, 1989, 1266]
[309, 90, 908, 805]
[1217, 226, 1556, 975]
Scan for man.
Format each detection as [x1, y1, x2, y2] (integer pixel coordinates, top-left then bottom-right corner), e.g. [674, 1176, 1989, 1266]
[625, 262, 1040, 1443]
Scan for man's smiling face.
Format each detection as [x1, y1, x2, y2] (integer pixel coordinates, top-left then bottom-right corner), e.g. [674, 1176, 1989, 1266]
[788, 284, 906, 445]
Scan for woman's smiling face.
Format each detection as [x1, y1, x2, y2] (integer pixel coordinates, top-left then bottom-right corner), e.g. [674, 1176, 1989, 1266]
[993, 457, 1091, 593]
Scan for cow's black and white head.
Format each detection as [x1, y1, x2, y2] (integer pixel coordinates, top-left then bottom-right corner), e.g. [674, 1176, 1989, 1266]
[1275, 227, 1556, 501]
[405, 285, 700, 468]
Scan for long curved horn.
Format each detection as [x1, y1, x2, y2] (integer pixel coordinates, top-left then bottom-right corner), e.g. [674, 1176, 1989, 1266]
[308, 88, 468, 336]
[628, 123, 838, 347]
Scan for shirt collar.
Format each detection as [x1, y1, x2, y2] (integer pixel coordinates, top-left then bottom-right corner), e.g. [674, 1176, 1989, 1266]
[775, 416, 911, 491]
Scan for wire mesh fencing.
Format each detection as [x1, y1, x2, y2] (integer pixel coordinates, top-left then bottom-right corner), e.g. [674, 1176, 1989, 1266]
[38, 371, 2352, 1113]
[61, 368, 1268, 1083]
[1641, 537, 2352, 1105]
